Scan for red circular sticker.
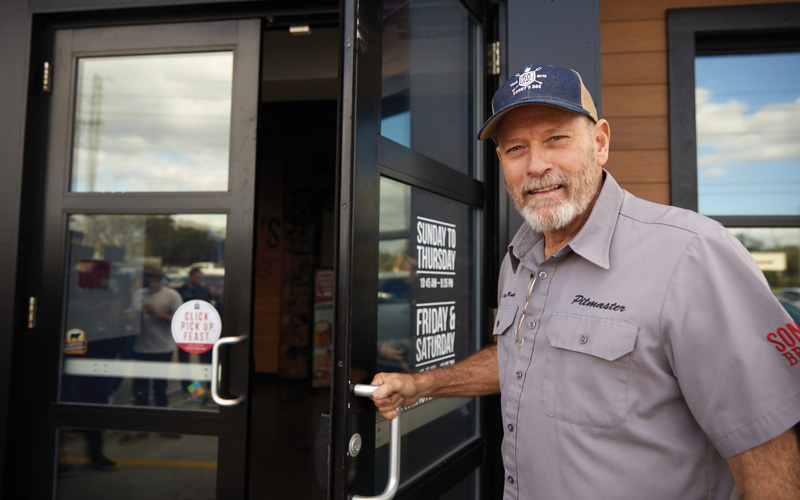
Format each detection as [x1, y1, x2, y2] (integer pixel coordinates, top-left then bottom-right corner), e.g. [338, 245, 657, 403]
[171, 300, 222, 354]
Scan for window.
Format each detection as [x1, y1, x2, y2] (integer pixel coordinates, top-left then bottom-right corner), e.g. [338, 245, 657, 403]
[71, 52, 234, 192]
[668, 4, 800, 289]
[381, 0, 480, 177]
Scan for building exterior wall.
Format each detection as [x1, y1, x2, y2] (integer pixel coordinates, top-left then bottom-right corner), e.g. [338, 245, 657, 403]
[599, 0, 798, 204]
[502, 0, 602, 247]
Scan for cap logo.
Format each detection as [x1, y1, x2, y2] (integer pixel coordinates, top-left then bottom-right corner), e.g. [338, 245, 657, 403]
[511, 66, 547, 95]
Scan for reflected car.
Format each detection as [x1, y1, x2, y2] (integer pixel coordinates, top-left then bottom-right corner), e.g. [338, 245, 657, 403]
[202, 268, 225, 300]
[163, 266, 188, 288]
[185, 261, 219, 273]
[774, 287, 800, 309]
[377, 272, 411, 372]
[779, 299, 800, 324]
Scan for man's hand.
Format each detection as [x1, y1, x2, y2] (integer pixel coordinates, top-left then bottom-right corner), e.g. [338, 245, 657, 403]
[142, 304, 172, 322]
[368, 345, 500, 420]
[378, 343, 406, 361]
[369, 372, 422, 420]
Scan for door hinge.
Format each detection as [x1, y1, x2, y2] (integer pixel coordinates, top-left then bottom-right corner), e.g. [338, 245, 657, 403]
[487, 41, 500, 76]
[42, 62, 51, 93]
[28, 297, 37, 328]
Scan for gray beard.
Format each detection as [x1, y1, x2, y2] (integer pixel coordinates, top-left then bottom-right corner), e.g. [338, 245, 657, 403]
[509, 164, 602, 234]
[519, 195, 584, 233]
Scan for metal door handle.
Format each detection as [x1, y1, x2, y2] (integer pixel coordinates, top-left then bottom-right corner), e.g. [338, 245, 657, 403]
[352, 384, 401, 500]
[211, 336, 246, 406]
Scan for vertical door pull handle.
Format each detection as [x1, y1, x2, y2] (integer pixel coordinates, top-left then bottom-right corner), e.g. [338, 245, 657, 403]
[211, 336, 247, 406]
[352, 384, 401, 500]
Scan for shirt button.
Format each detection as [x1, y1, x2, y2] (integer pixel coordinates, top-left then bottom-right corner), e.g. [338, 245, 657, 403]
[507, 475, 515, 484]
[508, 423, 514, 432]
[579, 334, 588, 344]
[516, 371, 523, 379]
[538, 271, 548, 279]
[528, 320, 536, 329]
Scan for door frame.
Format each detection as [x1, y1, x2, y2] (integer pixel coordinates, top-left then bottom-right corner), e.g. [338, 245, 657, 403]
[20, 14, 262, 499]
[331, 0, 495, 498]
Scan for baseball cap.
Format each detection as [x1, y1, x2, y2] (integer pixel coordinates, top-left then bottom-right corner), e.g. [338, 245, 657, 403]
[477, 64, 598, 140]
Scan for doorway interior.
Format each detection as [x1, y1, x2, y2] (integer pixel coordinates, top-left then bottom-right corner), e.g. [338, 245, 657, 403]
[248, 23, 339, 499]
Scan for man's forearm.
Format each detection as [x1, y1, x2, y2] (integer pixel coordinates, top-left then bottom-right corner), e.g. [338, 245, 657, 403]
[727, 427, 800, 499]
[412, 344, 499, 398]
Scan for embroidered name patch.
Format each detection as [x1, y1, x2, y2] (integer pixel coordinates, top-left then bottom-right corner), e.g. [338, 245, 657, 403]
[572, 294, 626, 312]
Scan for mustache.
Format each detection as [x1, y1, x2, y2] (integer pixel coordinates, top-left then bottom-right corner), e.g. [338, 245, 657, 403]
[517, 174, 570, 197]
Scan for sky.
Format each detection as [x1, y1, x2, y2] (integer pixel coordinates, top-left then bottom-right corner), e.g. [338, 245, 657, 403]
[71, 52, 234, 193]
[695, 52, 800, 217]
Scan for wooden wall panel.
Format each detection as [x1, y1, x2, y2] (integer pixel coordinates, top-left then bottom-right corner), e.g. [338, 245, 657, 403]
[603, 84, 668, 117]
[601, 20, 667, 53]
[599, 0, 795, 205]
[618, 182, 670, 205]
[607, 150, 670, 182]
[609, 117, 669, 150]
[601, 0, 797, 22]
[601, 53, 667, 85]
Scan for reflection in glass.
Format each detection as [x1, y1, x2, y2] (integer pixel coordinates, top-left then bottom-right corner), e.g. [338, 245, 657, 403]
[695, 52, 800, 216]
[376, 177, 480, 486]
[71, 52, 233, 192]
[381, 0, 478, 175]
[59, 214, 226, 412]
[56, 428, 216, 499]
[727, 227, 800, 288]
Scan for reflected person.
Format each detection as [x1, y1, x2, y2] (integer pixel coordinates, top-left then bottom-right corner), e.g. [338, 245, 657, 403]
[131, 263, 182, 407]
[369, 64, 800, 499]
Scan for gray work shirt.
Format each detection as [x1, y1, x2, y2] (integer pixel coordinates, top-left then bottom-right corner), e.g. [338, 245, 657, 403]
[494, 171, 800, 500]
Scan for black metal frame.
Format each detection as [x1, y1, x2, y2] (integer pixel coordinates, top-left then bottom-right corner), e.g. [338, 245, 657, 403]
[333, 0, 497, 498]
[12, 9, 267, 499]
[667, 2, 800, 228]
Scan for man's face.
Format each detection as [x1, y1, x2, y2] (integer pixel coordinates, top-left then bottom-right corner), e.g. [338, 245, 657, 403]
[190, 270, 203, 286]
[495, 105, 609, 233]
[143, 271, 161, 289]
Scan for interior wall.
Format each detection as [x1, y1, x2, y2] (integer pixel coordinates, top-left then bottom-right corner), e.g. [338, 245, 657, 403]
[253, 155, 284, 373]
[599, 0, 798, 204]
[252, 101, 337, 375]
[252, 26, 338, 375]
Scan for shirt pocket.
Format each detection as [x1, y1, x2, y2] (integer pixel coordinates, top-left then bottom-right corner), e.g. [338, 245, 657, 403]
[539, 312, 639, 429]
[493, 305, 518, 337]
[493, 305, 518, 390]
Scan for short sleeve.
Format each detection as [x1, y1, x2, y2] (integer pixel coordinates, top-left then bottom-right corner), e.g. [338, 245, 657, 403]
[170, 289, 183, 314]
[661, 227, 800, 458]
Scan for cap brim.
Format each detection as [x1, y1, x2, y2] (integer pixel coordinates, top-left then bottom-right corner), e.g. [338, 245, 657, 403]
[477, 99, 592, 141]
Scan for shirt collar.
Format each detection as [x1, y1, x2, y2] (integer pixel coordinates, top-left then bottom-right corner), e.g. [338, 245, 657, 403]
[507, 169, 624, 272]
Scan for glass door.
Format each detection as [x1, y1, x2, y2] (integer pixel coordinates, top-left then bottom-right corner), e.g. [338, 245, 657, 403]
[333, 0, 490, 498]
[31, 19, 260, 499]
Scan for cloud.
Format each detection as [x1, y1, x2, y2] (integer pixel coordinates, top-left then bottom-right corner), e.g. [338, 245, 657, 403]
[701, 166, 728, 178]
[72, 52, 234, 192]
[696, 88, 800, 173]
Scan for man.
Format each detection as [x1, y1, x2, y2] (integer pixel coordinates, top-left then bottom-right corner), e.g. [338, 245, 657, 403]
[131, 262, 182, 407]
[177, 267, 213, 302]
[370, 64, 800, 499]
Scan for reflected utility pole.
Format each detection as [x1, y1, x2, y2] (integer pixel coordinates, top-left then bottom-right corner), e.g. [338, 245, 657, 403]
[87, 74, 102, 192]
